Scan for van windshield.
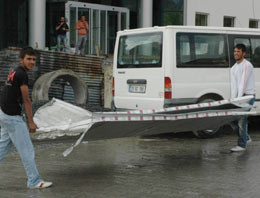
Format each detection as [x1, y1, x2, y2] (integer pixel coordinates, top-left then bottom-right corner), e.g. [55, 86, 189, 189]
[117, 32, 162, 68]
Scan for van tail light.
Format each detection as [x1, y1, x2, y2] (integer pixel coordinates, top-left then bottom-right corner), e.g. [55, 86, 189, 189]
[112, 77, 115, 97]
[164, 77, 172, 99]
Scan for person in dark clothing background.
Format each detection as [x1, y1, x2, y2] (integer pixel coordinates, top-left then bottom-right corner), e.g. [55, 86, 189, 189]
[56, 16, 70, 52]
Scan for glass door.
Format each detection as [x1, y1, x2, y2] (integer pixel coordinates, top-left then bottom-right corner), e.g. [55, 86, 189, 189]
[92, 9, 100, 54]
[100, 10, 107, 54]
[66, 1, 129, 55]
[69, 7, 77, 48]
[107, 11, 118, 54]
[121, 12, 127, 30]
[78, 8, 90, 54]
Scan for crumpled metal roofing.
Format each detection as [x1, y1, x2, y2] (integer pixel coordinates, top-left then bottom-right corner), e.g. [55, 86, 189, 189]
[32, 96, 256, 156]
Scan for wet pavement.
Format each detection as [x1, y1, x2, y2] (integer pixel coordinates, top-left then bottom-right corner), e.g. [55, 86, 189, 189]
[0, 123, 260, 198]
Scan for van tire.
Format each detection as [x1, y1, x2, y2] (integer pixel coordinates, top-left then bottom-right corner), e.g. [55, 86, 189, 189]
[192, 96, 223, 138]
[192, 127, 222, 139]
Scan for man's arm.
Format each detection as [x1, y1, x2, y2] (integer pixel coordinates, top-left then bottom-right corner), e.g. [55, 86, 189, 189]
[76, 21, 82, 30]
[20, 85, 38, 133]
[231, 69, 238, 99]
[84, 21, 89, 31]
[238, 62, 253, 97]
[56, 22, 63, 31]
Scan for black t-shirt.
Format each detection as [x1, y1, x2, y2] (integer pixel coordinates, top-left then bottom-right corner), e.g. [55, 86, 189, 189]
[56, 22, 69, 35]
[0, 66, 28, 115]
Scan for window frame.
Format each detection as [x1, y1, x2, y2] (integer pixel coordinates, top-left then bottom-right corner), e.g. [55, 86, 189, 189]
[228, 34, 260, 68]
[117, 32, 163, 69]
[249, 19, 259, 28]
[195, 13, 208, 26]
[176, 32, 229, 68]
[223, 16, 235, 27]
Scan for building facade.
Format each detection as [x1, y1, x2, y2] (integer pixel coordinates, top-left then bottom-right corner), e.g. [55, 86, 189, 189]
[0, 0, 259, 54]
[186, 0, 260, 28]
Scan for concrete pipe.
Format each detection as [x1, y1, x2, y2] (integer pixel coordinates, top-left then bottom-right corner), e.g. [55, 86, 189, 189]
[32, 69, 88, 104]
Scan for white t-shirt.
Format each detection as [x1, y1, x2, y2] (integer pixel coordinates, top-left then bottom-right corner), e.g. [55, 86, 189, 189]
[231, 59, 256, 98]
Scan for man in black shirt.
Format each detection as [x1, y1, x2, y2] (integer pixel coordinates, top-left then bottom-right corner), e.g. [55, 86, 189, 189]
[0, 47, 52, 188]
[56, 17, 70, 52]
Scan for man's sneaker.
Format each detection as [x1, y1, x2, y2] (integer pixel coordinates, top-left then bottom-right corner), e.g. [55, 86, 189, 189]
[230, 146, 246, 152]
[247, 138, 252, 144]
[30, 181, 53, 189]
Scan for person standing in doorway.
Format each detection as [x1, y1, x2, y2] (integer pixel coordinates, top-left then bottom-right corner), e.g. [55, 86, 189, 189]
[230, 43, 256, 152]
[75, 15, 89, 56]
[0, 47, 53, 188]
[56, 17, 70, 52]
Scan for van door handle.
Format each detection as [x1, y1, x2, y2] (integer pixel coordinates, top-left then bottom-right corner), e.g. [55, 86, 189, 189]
[127, 79, 147, 84]
[118, 71, 125, 74]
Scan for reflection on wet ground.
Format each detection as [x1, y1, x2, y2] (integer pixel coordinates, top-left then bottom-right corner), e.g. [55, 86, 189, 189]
[0, 123, 260, 198]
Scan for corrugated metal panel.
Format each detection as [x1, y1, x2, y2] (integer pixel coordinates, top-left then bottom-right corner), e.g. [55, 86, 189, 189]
[0, 47, 104, 106]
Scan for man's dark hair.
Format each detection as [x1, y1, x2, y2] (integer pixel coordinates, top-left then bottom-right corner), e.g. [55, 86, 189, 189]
[234, 44, 246, 52]
[20, 46, 37, 59]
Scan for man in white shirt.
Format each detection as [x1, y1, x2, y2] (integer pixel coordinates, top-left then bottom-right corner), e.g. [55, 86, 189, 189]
[230, 44, 256, 152]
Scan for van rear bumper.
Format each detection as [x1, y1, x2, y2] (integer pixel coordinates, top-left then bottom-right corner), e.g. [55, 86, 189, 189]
[164, 98, 198, 108]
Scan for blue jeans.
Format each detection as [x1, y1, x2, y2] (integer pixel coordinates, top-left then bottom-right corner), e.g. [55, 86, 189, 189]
[75, 35, 87, 55]
[57, 34, 70, 52]
[0, 110, 42, 187]
[232, 97, 255, 148]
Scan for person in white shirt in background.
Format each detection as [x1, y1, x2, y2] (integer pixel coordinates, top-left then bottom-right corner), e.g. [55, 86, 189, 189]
[230, 43, 256, 152]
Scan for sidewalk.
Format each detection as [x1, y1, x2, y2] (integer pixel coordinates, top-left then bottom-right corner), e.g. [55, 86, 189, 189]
[0, 127, 260, 198]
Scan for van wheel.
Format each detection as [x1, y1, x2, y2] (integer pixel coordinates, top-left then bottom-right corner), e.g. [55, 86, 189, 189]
[192, 97, 222, 138]
[192, 127, 222, 139]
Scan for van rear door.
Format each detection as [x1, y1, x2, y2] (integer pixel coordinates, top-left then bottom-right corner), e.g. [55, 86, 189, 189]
[113, 32, 165, 110]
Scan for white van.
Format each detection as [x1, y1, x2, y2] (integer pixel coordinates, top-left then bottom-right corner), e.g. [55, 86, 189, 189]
[112, 26, 260, 112]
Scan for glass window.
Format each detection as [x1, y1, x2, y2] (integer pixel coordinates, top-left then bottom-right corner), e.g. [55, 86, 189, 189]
[177, 33, 229, 67]
[78, 8, 90, 54]
[66, 2, 129, 55]
[92, 9, 100, 54]
[46, 2, 65, 49]
[224, 17, 235, 27]
[249, 20, 259, 28]
[108, 11, 118, 54]
[0, 0, 28, 50]
[251, 38, 260, 67]
[121, 12, 127, 30]
[234, 38, 251, 60]
[69, 7, 77, 48]
[178, 34, 192, 64]
[118, 32, 163, 68]
[233, 36, 260, 67]
[163, 12, 183, 25]
[153, 0, 184, 26]
[195, 13, 208, 26]
[164, 0, 184, 11]
[100, 10, 106, 54]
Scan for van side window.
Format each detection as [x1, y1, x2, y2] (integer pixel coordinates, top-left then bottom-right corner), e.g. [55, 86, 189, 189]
[177, 33, 229, 67]
[233, 37, 260, 68]
[234, 38, 251, 61]
[251, 38, 260, 67]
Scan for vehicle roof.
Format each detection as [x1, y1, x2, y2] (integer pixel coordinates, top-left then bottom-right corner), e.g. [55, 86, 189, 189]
[117, 25, 260, 35]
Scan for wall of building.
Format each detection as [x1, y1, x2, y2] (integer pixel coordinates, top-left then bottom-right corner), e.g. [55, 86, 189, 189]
[185, 0, 260, 27]
[0, 0, 4, 50]
[0, 0, 28, 50]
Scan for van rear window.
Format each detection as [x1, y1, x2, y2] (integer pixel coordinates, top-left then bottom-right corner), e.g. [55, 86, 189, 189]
[117, 32, 162, 68]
